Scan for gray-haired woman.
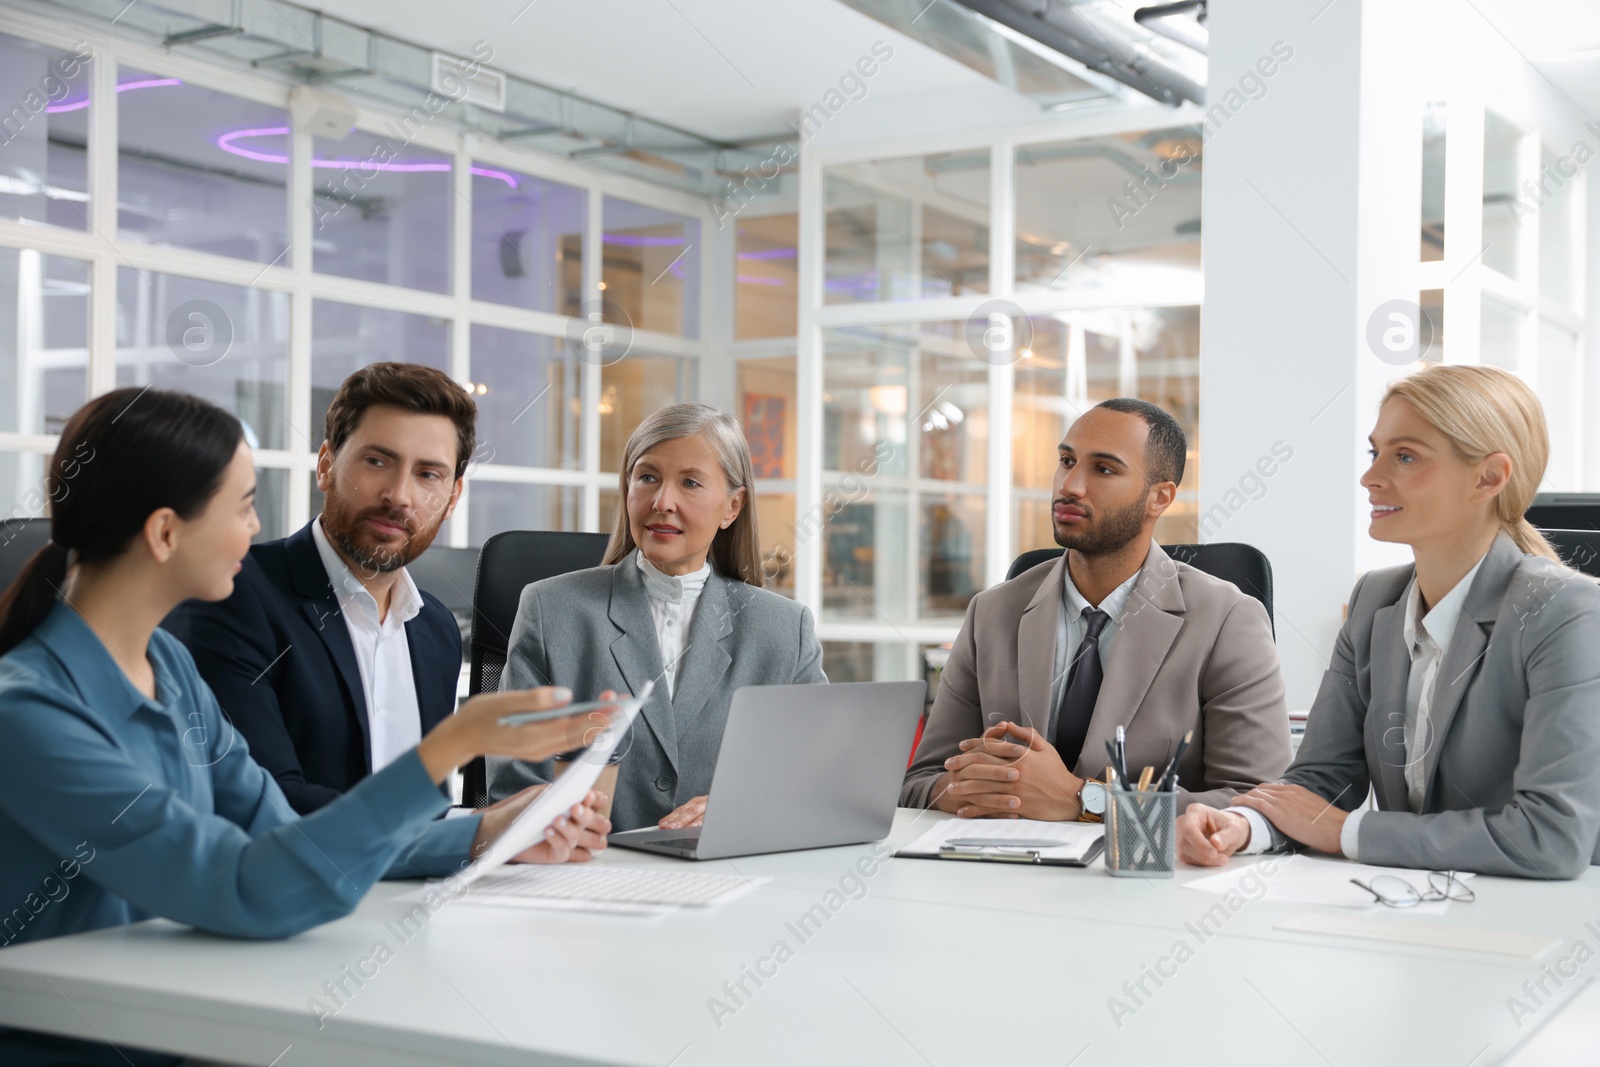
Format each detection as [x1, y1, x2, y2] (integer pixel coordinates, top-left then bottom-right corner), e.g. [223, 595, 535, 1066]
[487, 403, 827, 831]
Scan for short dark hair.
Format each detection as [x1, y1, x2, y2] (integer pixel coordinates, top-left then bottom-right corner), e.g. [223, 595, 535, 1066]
[1094, 398, 1186, 487]
[324, 363, 477, 480]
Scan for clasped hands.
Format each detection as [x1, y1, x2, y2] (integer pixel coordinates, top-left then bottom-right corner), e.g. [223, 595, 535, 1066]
[1176, 782, 1348, 866]
[935, 722, 1083, 821]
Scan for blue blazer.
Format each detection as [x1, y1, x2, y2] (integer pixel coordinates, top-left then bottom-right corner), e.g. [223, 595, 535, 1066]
[162, 521, 464, 815]
[0, 604, 466, 1065]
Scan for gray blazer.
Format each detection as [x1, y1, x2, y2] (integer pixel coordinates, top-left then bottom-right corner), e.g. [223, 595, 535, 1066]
[903, 543, 1291, 812]
[486, 550, 827, 831]
[1280, 531, 1600, 878]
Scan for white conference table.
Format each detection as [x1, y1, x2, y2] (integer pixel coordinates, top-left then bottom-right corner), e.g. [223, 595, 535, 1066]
[1, 808, 1597, 1066]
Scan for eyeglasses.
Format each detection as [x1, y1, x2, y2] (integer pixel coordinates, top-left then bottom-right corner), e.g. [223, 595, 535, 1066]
[1349, 870, 1475, 908]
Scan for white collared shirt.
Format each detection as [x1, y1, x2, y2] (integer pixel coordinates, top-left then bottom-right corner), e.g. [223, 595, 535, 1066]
[636, 551, 712, 698]
[311, 518, 424, 773]
[1396, 556, 1484, 812]
[1236, 551, 1489, 859]
[1049, 552, 1146, 727]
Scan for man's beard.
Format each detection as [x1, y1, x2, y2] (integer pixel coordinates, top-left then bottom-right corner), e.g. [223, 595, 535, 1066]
[1054, 494, 1147, 556]
[322, 491, 443, 574]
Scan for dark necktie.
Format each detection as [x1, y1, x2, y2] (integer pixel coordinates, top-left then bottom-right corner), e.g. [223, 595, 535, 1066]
[1053, 607, 1110, 767]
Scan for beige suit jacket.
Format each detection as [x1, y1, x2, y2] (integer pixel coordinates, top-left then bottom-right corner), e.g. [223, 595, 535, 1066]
[901, 543, 1291, 812]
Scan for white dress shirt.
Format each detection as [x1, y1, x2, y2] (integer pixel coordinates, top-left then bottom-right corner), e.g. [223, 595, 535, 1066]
[311, 518, 424, 774]
[1236, 552, 1488, 858]
[1049, 553, 1145, 722]
[636, 551, 712, 698]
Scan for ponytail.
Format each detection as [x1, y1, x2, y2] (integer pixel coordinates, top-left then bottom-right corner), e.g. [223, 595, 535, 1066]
[1507, 516, 1563, 566]
[0, 542, 70, 656]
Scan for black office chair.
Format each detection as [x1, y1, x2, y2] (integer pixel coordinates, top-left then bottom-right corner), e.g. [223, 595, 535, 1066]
[1542, 529, 1600, 578]
[404, 544, 481, 655]
[1528, 498, 1600, 532]
[1006, 542, 1275, 636]
[461, 530, 611, 807]
[0, 518, 52, 592]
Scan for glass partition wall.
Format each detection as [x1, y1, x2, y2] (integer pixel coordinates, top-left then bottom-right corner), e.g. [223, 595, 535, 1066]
[796, 123, 1205, 682]
[0, 15, 705, 549]
[6, 15, 1580, 689]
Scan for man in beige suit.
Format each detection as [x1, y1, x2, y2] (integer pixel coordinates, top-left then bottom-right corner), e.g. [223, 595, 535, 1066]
[901, 399, 1290, 820]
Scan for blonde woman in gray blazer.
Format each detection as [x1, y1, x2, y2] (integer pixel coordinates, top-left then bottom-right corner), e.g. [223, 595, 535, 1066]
[1180, 365, 1600, 878]
[487, 404, 825, 832]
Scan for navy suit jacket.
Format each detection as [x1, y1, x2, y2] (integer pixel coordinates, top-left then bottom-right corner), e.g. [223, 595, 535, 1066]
[162, 521, 464, 815]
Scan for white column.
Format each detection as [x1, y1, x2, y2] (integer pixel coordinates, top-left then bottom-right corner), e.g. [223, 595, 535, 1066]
[794, 141, 825, 616]
[1200, 0, 1422, 709]
[581, 188, 603, 531]
[286, 116, 313, 532]
[986, 134, 1014, 589]
[86, 38, 118, 400]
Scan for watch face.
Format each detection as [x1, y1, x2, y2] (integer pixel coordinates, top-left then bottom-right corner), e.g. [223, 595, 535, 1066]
[1082, 781, 1107, 815]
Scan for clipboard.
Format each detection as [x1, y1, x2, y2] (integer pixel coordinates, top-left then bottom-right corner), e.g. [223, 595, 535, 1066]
[894, 837, 1106, 868]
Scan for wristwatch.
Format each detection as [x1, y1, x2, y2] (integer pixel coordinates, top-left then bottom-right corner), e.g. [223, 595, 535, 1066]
[1077, 779, 1107, 823]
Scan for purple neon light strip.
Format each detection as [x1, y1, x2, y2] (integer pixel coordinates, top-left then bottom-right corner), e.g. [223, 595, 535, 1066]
[45, 78, 183, 114]
[602, 233, 686, 246]
[214, 127, 517, 188]
[736, 246, 796, 260]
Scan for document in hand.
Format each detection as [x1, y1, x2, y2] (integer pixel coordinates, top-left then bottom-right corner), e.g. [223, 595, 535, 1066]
[897, 817, 1105, 866]
[459, 682, 652, 885]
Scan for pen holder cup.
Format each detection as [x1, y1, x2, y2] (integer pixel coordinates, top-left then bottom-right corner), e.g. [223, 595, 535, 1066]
[1105, 786, 1176, 878]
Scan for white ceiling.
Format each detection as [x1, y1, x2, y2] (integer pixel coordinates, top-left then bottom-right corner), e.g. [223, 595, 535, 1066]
[309, 0, 1005, 143]
[1473, 0, 1600, 117]
[261, 0, 1600, 154]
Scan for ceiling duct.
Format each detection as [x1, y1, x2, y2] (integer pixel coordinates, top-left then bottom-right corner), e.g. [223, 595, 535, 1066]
[34, 0, 789, 195]
[949, 0, 1205, 106]
[1133, 0, 1208, 56]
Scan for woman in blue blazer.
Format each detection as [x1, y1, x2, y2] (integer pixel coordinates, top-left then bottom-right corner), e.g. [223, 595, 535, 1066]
[0, 389, 609, 1066]
[488, 403, 827, 832]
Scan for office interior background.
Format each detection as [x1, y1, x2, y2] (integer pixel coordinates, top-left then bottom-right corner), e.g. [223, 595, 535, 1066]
[0, 0, 1595, 711]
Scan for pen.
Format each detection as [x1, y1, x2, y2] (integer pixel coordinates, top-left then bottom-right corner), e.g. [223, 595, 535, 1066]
[1156, 729, 1194, 792]
[938, 848, 1043, 864]
[1137, 765, 1154, 792]
[1114, 724, 1129, 783]
[945, 838, 1067, 849]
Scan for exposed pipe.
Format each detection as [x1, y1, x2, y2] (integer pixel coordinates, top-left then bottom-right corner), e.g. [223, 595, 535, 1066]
[953, 0, 1204, 106]
[41, 0, 788, 194]
[1133, 1, 1208, 56]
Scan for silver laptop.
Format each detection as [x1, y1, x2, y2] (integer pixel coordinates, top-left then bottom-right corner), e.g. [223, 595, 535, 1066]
[607, 680, 925, 860]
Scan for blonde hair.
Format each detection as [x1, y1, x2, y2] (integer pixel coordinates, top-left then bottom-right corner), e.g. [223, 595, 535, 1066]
[1381, 364, 1560, 563]
[604, 403, 766, 586]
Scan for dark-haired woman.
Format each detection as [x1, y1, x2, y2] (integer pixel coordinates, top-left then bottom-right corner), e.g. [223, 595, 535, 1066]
[0, 389, 610, 1067]
[488, 403, 826, 832]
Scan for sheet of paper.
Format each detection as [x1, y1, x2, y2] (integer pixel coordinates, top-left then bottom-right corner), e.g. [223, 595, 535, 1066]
[392, 883, 670, 916]
[1275, 912, 1555, 958]
[898, 817, 1104, 861]
[1183, 854, 1476, 914]
[411, 864, 762, 911]
[458, 682, 651, 885]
